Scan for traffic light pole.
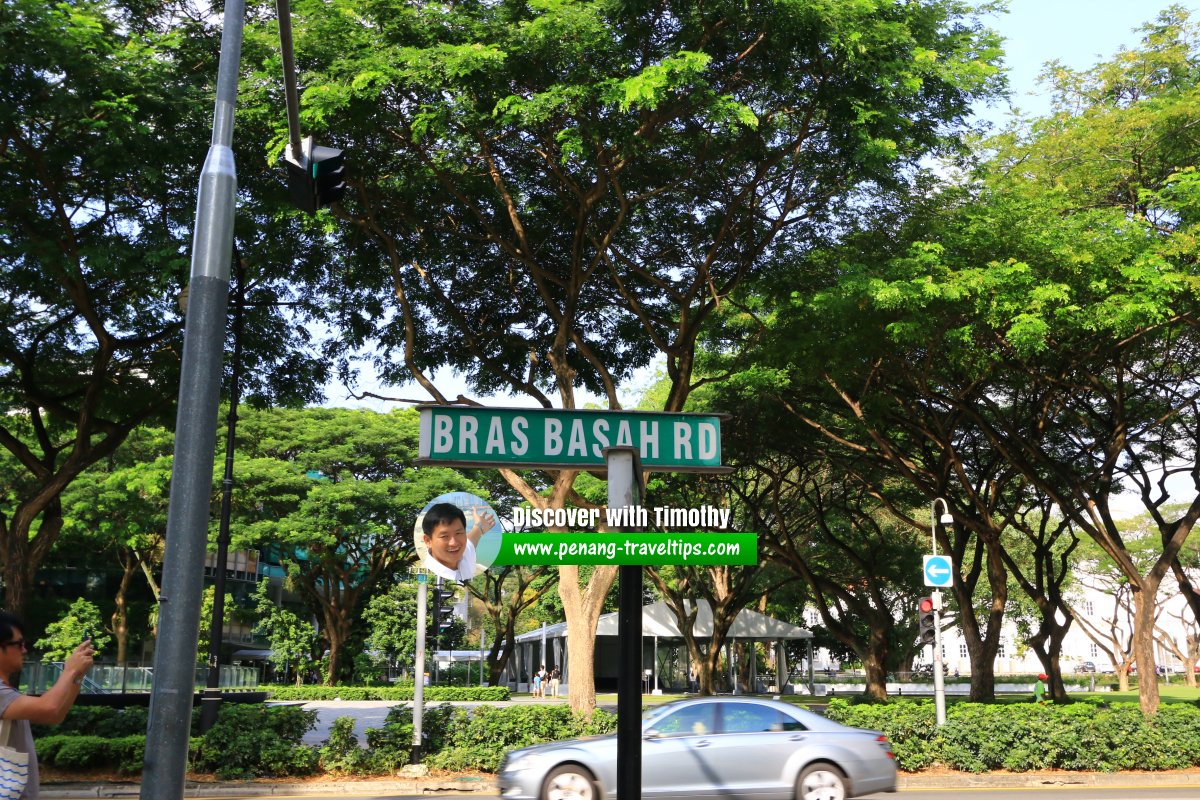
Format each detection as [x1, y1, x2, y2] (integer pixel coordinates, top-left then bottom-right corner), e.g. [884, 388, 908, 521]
[931, 498, 950, 727]
[932, 590, 946, 726]
[140, 0, 243, 796]
[275, 0, 302, 159]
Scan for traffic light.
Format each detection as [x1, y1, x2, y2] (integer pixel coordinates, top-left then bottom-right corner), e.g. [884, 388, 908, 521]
[917, 596, 936, 646]
[284, 136, 347, 214]
[433, 582, 457, 633]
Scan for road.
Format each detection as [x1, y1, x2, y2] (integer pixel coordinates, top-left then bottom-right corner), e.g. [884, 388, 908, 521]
[168, 789, 1200, 800]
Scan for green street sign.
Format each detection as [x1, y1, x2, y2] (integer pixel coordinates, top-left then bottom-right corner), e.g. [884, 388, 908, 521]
[417, 406, 728, 472]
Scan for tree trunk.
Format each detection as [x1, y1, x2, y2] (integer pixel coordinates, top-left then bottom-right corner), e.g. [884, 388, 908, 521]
[559, 564, 617, 711]
[1131, 582, 1161, 714]
[112, 553, 138, 665]
[862, 649, 888, 702]
[2, 500, 61, 618]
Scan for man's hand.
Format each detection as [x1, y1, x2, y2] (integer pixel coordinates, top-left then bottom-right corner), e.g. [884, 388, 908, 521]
[471, 508, 497, 533]
[465, 507, 497, 547]
[64, 640, 95, 680]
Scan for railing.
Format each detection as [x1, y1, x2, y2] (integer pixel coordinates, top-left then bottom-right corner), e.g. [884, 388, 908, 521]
[21, 662, 259, 694]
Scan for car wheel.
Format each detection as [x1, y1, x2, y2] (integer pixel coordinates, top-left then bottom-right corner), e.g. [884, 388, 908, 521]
[541, 764, 598, 800]
[797, 763, 847, 800]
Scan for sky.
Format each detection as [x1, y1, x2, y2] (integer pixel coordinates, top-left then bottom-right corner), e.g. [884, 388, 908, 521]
[328, 0, 1198, 414]
[980, 0, 1195, 123]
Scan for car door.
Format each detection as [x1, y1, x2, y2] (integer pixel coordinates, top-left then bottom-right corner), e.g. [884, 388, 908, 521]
[704, 702, 808, 799]
[641, 702, 721, 800]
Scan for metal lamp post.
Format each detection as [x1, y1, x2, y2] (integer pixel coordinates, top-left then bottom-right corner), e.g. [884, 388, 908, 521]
[930, 497, 953, 726]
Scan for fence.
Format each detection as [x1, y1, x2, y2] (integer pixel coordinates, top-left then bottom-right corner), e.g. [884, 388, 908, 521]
[21, 661, 259, 694]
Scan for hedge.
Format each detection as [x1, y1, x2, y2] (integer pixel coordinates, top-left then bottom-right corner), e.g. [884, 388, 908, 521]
[825, 698, 1200, 773]
[263, 684, 509, 701]
[316, 704, 617, 775]
[38, 734, 145, 774]
[43, 695, 1200, 778]
[189, 704, 319, 779]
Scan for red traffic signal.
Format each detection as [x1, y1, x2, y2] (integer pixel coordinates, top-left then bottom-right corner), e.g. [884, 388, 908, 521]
[917, 596, 936, 645]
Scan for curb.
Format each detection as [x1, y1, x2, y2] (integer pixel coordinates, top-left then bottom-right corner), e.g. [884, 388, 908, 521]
[899, 771, 1200, 789]
[41, 779, 494, 798]
[41, 772, 1200, 797]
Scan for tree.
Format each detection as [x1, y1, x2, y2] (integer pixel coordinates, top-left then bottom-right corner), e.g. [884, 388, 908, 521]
[729, 449, 926, 701]
[251, 0, 1003, 710]
[233, 406, 488, 683]
[35, 598, 110, 661]
[718, 8, 1200, 712]
[57, 427, 174, 663]
[468, 565, 558, 687]
[362, 582, 421, 678]
[0, 0, 333, 618]
[252, 580, 317, 686]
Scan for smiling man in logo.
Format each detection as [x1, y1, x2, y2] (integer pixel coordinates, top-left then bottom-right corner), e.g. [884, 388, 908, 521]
[421, 502, 496, 582]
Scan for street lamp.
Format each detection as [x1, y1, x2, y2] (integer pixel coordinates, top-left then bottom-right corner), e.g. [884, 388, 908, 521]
[930, 498, 953, 726]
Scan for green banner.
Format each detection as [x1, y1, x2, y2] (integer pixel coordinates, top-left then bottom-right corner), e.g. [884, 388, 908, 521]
[493, 532, 757, 566]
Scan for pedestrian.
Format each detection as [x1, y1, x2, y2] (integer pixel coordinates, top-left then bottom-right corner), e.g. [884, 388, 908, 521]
[0, 611, 95, 799]
[534, 664, 547, 698]
[688, 666, 698, 693]
[549, 666, 561, 698]
[1034, 672, 1048, 704]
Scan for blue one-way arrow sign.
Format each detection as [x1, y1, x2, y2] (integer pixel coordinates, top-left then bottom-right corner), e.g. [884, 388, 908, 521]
[924, 554, 953, 588]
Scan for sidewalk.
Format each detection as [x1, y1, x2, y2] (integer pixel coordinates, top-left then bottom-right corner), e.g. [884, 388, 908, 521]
[39, 770, 1200, 798]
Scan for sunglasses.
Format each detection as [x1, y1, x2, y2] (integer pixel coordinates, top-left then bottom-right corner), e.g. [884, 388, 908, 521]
[0, 640, 27, 651]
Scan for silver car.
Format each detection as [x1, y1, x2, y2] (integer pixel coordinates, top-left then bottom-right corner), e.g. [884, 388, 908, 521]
[498, 696, 897, 800]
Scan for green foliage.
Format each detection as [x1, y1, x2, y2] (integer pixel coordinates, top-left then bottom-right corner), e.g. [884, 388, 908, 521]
[190, 705, 319, 779]
[38, 734, 145, 774]
[319, 717, 375, 775]
[31, 706, 149, 739]
[825, 699, 1200, 773]
[251, 580, 317, 683]
[425, 705, 618, 772]
[362, 582, 420, 674]
[232, 407, 488, 684]
[34, 598, 110, 660]
[264, 684, 510, 702]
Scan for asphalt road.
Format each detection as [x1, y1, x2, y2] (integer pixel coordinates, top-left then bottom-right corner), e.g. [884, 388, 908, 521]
[189, 791, 1200, 800]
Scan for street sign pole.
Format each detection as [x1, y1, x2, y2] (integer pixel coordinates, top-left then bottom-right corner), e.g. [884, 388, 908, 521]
[608, 447, 644, 800]
[413, 571, 428, 763]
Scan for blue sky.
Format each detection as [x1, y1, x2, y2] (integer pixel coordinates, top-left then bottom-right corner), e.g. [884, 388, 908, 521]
[981, 0, 1196, 122]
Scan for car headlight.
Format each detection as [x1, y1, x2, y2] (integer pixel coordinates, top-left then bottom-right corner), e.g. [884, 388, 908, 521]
[505, 753, 545, 773]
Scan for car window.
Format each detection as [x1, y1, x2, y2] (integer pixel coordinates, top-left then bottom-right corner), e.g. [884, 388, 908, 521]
[720, 703, 807, 734]
[653, 704, 716, 737]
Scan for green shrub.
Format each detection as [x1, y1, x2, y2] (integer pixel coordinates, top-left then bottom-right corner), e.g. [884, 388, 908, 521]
[362, 702, 456, 769]
[826, 698, 1200, 773]
[33, 706, 150, 739]
[262, 684, 509, 702]
[190, 705, 318, 779]
[423, 705, 617, 772]
[825, 699, 937, 771]
[38, 734, 145, 774]
[319, 717, 375, 775]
